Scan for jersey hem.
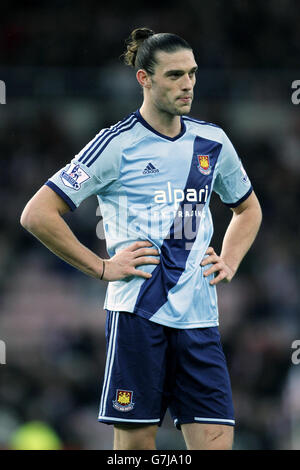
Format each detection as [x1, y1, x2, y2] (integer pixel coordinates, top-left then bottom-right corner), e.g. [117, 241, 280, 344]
[104, 304, 219, 329]
[148, 316, 219, 329]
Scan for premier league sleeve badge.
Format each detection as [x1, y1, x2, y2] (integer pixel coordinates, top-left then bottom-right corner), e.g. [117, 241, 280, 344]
[60, 161, 91, 190]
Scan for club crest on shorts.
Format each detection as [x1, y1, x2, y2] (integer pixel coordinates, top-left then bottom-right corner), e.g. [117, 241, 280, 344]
[197, 155, 211, 175]
[60, 162, 90, 190]
[113, 389, 135, 412]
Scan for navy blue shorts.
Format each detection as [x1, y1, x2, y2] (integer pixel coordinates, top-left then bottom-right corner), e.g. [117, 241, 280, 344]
[98, 311, 235, 429]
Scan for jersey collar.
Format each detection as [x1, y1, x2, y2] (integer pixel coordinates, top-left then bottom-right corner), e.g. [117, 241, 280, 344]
[134, 109, 186, 142]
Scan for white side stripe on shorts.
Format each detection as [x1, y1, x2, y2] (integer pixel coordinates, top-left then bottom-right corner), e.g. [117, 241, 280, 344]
[98, 311, 119, 418]
[98, 417, 160, 423]
[174, 417, 235, 426]
[194, 417, 235, 425]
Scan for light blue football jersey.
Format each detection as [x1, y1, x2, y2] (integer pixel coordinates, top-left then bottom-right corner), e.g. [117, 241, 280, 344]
[46, 110, 253, 329]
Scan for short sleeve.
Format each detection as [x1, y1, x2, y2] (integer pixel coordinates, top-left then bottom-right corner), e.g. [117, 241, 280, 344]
[213, 130, 253, 207]
[45, 128, 121, 211]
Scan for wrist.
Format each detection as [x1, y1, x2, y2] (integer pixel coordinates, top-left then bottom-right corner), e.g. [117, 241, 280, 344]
[225, 260, 238, 278]
[221, 255, 238, 276]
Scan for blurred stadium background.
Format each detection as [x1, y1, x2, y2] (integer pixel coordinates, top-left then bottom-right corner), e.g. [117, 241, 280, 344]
[0, 0, 300, 450]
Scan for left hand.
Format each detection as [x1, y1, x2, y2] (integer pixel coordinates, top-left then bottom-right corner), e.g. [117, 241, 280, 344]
[201, 247, 235, 286]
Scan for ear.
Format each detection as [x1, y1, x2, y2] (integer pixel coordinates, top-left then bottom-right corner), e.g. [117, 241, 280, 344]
[136, 69, 152, 89]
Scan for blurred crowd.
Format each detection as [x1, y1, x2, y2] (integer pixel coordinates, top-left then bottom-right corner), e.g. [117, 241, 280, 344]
[1, 0, 300, 68]
[0, 0, 300, 450]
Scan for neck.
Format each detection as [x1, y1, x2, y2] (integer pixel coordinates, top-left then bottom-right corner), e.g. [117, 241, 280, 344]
[139, 103, 182, 138]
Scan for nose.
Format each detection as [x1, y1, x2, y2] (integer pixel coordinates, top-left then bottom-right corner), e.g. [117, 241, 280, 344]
[181, 73, 194, 90]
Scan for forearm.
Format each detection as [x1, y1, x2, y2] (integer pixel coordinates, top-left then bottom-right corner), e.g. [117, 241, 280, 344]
[22, 209, 103, 279]
[220, 205, 262, 274]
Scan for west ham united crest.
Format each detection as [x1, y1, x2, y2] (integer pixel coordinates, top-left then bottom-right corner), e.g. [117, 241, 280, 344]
[113, 389, 135, 412]
[197, 155, 211, 175]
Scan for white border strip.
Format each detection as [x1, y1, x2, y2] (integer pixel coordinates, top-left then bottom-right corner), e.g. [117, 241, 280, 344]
[194, 417, 235, 425]
[98, 311, 119, 418]
[98, 416, 160, 423]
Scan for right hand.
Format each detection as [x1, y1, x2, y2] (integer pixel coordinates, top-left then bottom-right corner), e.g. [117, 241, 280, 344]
[102, 240, 160, 281]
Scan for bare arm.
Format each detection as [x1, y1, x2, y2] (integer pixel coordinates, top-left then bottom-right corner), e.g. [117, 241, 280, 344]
[20, 185, 160, 281]
[201, 191, 262, 285]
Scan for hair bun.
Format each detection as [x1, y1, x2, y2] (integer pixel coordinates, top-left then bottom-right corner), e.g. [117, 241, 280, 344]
[131, 27, 154, 41]
[123, 27, 155, 67]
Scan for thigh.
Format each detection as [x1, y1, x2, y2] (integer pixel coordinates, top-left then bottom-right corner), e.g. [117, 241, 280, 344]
[114, 423, 158, 450]
[182, 422, 234, 450]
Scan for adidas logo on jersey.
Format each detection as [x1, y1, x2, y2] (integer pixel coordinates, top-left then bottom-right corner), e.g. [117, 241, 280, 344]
[143, 163, 159, 174]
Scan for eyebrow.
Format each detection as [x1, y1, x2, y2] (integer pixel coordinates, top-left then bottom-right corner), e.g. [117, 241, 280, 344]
[164, 66, 198, 76]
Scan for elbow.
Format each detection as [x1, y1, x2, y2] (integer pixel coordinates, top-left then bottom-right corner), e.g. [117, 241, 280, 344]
[256, 201, 263, 228]
[20, 204, 39, 233]
[259, 206, 263, 226]
[20, 206, 32, 231]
